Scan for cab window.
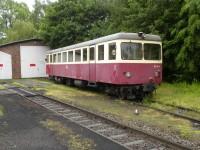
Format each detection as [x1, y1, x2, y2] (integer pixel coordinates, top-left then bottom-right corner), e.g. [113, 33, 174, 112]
[121, 42, 142, 60]
[144, 44, 161, 60]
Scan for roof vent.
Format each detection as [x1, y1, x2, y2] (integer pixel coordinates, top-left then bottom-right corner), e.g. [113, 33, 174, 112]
[138, 32, 146, 39]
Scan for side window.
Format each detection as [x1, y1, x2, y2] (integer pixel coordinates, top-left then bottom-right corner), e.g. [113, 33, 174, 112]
[53, 54, 56, 63]
[50, 55, 53, 63]
[109, 43, 116, 60]
[57, 53, 61, 63]
[90, 47, 95, 60]
[62, 52, 67, 62]
[98, 45, 104, 60]
[75, 49, 81, 62]
[46, 55, 49, 63]
[83, 48, 87, 61]
[68, 51, 73, 62]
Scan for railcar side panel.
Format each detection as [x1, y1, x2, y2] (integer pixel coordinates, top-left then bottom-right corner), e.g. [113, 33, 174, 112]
[47, 63, 162, 85]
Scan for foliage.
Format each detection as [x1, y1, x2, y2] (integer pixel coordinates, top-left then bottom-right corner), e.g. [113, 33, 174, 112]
[39, 0, 110, 48]
[167, 0, 200, 81]
[2, 20, 37, 43]
[0, 0, 45, 44]
[0, 0, 30, 29]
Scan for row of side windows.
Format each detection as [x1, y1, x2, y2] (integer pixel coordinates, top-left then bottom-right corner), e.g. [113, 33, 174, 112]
[47, 42, 116, 63]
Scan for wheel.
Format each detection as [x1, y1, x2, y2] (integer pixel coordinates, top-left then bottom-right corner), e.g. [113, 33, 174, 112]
[119, 88, 128, 100]
[66, 78, 74, 86]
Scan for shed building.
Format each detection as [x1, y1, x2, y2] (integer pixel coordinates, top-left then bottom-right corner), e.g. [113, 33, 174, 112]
[0, 39, 49, 79]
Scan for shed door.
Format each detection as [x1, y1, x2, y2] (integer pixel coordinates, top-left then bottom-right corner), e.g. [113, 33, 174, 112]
[89, 46, 96, 82]
[20, 46, 49, 78]
[0, 52, 12, 79]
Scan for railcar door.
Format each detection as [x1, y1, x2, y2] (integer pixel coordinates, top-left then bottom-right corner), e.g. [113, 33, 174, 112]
[89, 45, 96, 82]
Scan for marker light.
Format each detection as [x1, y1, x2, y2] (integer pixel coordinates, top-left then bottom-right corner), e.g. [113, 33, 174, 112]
[124, 72, 132, 78]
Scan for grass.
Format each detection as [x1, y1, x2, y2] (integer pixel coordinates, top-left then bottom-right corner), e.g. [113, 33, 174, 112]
[0, 85, 5, 90]
[0, 105, 4, 117]
[7, 79, 200, 142]
[41, 119, 95, 150]
[11, 81, 27, 88]
[144, 82, 200, 112]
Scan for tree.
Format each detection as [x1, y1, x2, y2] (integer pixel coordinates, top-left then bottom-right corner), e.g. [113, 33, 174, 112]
[39, 0, 110, 48]
[32, 0, 46, 29]
[167, 0, 200, 81]
[0, 0, 30, 29]
[0, 0, 37, 44]
[0, 20, 36, 44]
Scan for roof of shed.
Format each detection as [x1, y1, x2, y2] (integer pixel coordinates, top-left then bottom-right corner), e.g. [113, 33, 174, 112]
[49, 32, 161, 53]
[0, 38, 43, 48]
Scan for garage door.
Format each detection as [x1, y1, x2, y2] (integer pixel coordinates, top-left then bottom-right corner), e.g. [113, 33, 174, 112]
[20, 46, 49, 78]
[0, 51, 12, 79]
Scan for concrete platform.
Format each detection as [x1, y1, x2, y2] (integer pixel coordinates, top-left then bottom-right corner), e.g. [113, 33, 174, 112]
[0, 90, 126, 150]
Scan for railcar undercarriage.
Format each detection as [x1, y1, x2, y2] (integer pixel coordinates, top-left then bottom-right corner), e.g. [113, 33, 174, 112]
[103, 83, 156, 101]
[50, 76, 156, 101]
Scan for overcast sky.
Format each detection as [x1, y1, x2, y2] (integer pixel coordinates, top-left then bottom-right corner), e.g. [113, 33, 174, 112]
[14, 0, 57, 11]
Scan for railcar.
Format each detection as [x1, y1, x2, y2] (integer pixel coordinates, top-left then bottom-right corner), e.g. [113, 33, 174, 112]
[46, 32, 162, 100]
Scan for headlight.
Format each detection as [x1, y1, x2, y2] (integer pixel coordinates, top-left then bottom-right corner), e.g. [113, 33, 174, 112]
[124, 72, 132, 78]
[155, 71, 160, 77]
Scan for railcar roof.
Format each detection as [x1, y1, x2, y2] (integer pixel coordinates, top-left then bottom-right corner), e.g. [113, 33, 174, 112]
[48, 32, 161, 53]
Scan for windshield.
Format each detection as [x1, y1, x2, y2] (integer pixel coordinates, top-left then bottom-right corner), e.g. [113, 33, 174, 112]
[144, 43, 161, 60]
[121, 42, 142, 60]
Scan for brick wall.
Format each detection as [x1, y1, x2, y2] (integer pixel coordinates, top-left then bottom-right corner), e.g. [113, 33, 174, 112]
[0, 40, 46, 79]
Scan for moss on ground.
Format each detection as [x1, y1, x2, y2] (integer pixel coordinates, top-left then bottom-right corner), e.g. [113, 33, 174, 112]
[8, 79, 200, 142]
[41, 119, 95, 150]
[0, 105, 4, 117]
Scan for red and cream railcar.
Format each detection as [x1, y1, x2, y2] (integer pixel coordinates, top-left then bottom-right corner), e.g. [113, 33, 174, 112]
[46, 32, 162, 99]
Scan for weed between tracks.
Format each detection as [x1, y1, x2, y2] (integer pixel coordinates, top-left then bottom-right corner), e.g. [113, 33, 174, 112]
[41, 119, 95, 150]
[0, 105, 4, 117]
[9, 79, 200, 142]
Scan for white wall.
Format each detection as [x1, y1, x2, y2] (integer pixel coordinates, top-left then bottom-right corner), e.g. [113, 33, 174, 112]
[20, 46, 49, 78]
[0, 51, 12, 79]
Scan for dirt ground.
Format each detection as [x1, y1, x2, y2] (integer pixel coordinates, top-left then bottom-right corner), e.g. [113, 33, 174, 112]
[0, 90, 126, 150]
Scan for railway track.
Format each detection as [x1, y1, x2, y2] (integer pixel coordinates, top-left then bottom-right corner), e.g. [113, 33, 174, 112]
[8, 87, 191, 150]
[130, 101, 200, 127]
